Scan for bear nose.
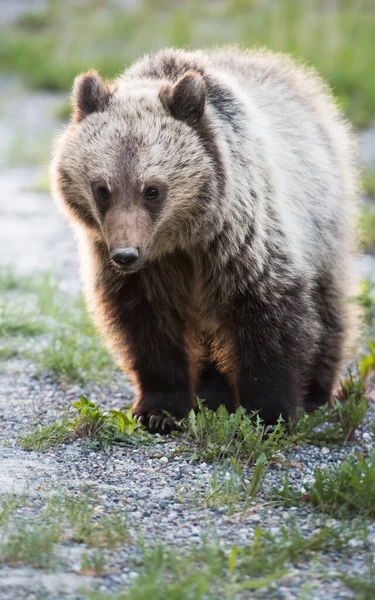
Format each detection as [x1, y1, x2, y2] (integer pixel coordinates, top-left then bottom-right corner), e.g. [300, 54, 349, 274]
[110, 247, 139, 268]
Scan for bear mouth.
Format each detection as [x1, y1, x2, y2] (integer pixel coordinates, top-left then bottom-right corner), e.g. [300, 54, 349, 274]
[110, 260, 147, 275]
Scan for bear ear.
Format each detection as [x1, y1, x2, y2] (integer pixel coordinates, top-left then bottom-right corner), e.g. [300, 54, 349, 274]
[161, 71, 206, 126]
[72, 70, 112, 125]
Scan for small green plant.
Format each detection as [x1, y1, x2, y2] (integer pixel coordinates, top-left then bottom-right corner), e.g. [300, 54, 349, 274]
[307, 449, 375, 517]
[0, 495, 23, 526]
[83, 520, 365, 600]
[80, 549, 107, 576]
[71, 395, 154, 453]
[45, 493, 130, 549]
[336, 370, 369, 441]
[19, 396, 156, 453]
[0, 268, 117, 383]
[20, 420, 73, 451]
[342, 568, 375, 600]
[199, 454, 267, 512]
[187, 401, 285, 463]
[0, 523, 62, 568]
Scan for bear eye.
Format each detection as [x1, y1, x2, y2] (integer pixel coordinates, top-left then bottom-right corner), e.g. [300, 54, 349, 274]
[144, 186, 159, 200]
[95, 185, 110, 201]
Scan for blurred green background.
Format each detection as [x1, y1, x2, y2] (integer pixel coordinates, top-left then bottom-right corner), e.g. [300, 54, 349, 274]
[0, 0, 374, 249]
[1, 0, 374, 126]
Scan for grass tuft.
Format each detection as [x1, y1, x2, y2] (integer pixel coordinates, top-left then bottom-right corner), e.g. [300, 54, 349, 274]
[307, 449, 375, 518]
[20, 420, 73, 451]
[187, 401, 285, 463]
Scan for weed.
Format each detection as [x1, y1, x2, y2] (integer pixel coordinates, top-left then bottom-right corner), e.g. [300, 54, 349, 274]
[83, 520, 364, 600]
[80, 549, 107, 576]
[187, 401, 285, 463]
[46, 493, 130, 549]
[0, 491, 131, 570]
[342, 568, 375, 600]
[306, 449, 375, 517]
[71, 395, 154, 453]
[0, 495, 23, 526]
[198, 454, 267, 512]
[0, 268, 117, 384]
[0, 522, 62, 568]
[20, 420, 73, 451]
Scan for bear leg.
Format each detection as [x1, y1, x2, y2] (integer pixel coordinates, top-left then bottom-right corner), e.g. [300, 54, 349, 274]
[303, 275, 346, 412]
[231, 283, 311, 424]
[196, 362, 236, 412]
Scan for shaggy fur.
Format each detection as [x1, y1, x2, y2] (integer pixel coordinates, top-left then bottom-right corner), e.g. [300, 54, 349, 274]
[51, 48, 359, 432]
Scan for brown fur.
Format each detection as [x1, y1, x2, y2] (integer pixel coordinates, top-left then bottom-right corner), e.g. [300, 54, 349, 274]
[51, 48, 359, 432]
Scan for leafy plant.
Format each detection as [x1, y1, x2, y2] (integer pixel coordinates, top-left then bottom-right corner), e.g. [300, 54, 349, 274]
[20, 420, 73, 451]
[198, 454, 268, 512]
[71, 395, 154, 453]
[306, 449, 375, 517]
[187, 401, 285, 463]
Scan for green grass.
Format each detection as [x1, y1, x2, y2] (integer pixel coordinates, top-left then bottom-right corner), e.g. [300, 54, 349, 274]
[82, 521, 367, 600]
[0, 523, 62, 568]
[187, 401, 286, 463]
[0, 491, 130, 569]
[45, 493, 130, 549]
[342, 569, 375, 600]
[307, 449, 375, 518]
[360, 203, 375, 254]
[274, 449, 375, 518]
[0, 0, 374, 126]
[363, 170, 375, 198]
[0, 269, 117, 383]
[187, 455, 267, 513]
[19, 395, 155, 453]
[20, 419, 74, 451]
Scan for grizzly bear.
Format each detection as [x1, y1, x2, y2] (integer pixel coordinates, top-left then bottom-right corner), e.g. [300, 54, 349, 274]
[51, 48, 358, 433]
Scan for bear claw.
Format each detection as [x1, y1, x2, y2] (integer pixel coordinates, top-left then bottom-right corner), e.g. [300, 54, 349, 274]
[133, 410, 180, 434]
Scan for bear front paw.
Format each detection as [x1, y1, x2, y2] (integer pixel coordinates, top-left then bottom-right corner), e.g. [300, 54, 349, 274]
[132, 408, 182, 434]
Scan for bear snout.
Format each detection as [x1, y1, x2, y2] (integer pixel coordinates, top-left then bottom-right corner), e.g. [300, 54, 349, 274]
[110, 247, 140, 271]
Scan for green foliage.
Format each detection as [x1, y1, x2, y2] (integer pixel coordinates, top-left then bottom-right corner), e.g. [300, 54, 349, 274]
[360, 204, 375, 254]
[19, 396, 156, 453]
[276, 450, 375, 517]
[363, 170, 375, 198]
[342, 569, 375, 600]
[84, 521, 363, 600]
[0, 268, 116, 383]
[0, 495, 23, 526]
[0, 492, 130, 569]
[0, 0, 374, 126]
[307, 449, 375, 518]
[187, 401, 285, 463]
[199, 454, 267, 512]
[357, 280, 375, 329]
[45, 493, 130, 549]
[20, 420, 73, 451]
[71, 395, 154, 453]
[81, 549, 107, 576]
[0, 522, 62, 568]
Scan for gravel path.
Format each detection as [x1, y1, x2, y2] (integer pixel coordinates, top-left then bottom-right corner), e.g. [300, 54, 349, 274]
[0, 76, 375, 599]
